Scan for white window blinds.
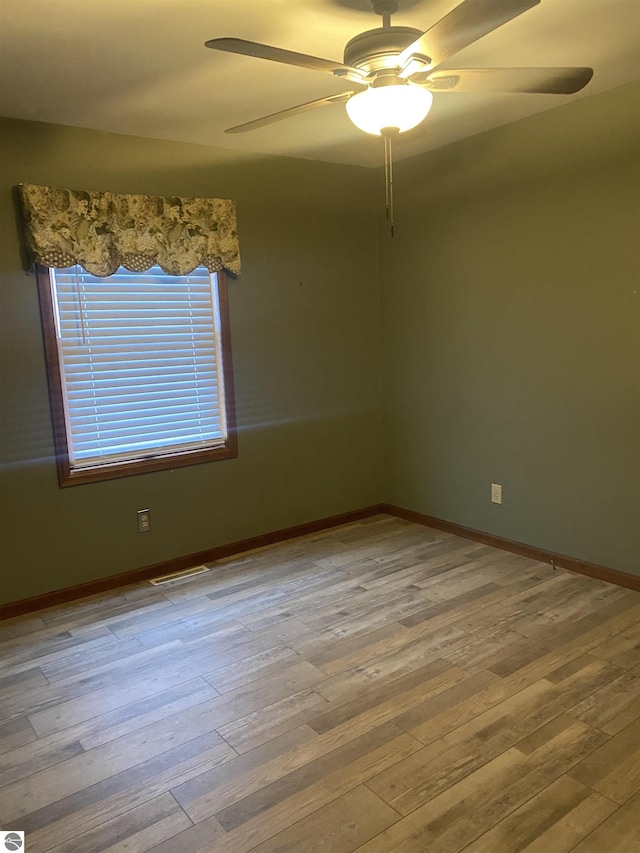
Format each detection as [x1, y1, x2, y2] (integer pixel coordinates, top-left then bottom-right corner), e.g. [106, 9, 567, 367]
[50, 265, 227, 469]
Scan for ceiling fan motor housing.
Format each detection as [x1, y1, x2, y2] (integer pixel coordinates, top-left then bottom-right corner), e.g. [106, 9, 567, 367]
[343, 26, 423, 74]
[207, 0, 595, 137]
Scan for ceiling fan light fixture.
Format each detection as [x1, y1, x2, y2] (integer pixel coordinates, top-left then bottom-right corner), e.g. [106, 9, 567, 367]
[345, 83, 433, 135]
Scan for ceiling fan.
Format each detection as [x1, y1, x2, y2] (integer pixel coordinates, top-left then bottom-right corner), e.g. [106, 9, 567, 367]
[205, 0, 593, 230]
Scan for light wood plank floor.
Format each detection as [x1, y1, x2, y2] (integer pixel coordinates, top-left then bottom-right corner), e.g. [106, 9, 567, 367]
[1, 515, 639, 852]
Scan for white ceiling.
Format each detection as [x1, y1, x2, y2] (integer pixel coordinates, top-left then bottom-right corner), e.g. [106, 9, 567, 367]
[1, 0, 639, 167]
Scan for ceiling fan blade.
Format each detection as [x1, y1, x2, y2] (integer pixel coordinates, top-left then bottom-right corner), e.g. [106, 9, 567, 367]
[225, 92, 356, 134]
[205, 38, 367, 87]
[399, 0, 541, 71]
[420, 66, 594, 94]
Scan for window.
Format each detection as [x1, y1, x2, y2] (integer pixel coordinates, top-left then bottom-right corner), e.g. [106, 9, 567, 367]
[36, 264, 237, 486]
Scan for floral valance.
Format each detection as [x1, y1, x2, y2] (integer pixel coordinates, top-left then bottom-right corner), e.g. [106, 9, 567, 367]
[18, 183, 241, 277]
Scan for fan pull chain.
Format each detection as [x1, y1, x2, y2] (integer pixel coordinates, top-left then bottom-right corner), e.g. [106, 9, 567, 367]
[382, 128, 398, 237]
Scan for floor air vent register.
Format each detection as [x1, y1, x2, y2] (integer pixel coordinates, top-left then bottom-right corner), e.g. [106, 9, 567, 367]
[148, 565, 210, 586]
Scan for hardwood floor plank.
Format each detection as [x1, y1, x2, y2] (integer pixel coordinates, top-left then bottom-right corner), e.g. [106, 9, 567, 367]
[44, 792, 192, 853]
[441, 626, 529, 673]
[173, 668, 458, 828]
[0, 614, 48, 641]
[289, 618, 409, 660]
[589, 620, 640, 670]
[237, 615, 311, 643]
[47, 630, 281, 695]
[570, 789, 640, 852]
[567, 716, 640, 804]
[13, 731, 234, 852]
[0, 717, 229, 822]
[415, 563, 512, 602]
[133, 615, 246, 649]
[214, 722, 416, 831]
[0, 516, 637, 853]
[489, 596, 640, 677]
[393, 655, 602, 749]
[142, 814, 227, 853]
[171, 725, 319, 824]
[163, 558, 334, 606]
[210, 573, 370, 630]
[366, 656, 617, 815]
[238, 575, 406, 630]
[497, 561, 557, 590]
[569, 670, 640, 735]
[398, 583, 512, 630]
[216, 688, 330, 754]
[390, 668, 504, 739]
[304, 622, 407, 673]
[460, 775, 616, 853]
[106, 596, 230, 640]
[358, 748, 529, 852]
[481, 604, 640, 695]
[302, 587, 432, 634]
[203, 644, 302, 693]
[508, 583, 630, 638]
[0, 733, 85, 786]
[186, 570, 356, 629]
[358, 717, 606, 852]
[357, 557, 459, 592]
[308, 660, 468, 735]
[0, 666, 48, 698]
[316, 628, 468, 704]
[39, 593, 172, 633]
[199, 769, 402, 853]
[2, 641, 191, 722]
[41, 636, 146, 682]
[26, 665, 219, 737]
[245, 785, 399, 853]
[312, 610, 478, 678]
[0, 678, 219, 787]
[0, 716, 37, 755]
[0, 626, 115, 676]
[58, 658, 323, 769]
[77, 677, 220, 751]
[451, 573, 582, 636]
[514, 791, 618, 852]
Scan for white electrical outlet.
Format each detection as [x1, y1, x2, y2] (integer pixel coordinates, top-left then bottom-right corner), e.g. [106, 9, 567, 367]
[491, 483, 502, 504]
[137, 508, 151, 532]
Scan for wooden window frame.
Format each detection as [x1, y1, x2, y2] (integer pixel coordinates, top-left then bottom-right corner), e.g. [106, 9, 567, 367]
[35, 264, 238, 486]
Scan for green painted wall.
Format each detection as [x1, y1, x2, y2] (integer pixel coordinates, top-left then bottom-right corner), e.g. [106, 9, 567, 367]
[1, 81, 638, 606]
[379, 81, 640, 575]
[0, 119, 383, 604]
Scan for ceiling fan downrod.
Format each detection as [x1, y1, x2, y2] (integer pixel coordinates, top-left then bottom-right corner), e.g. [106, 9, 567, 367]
[370, 0, 399, 29]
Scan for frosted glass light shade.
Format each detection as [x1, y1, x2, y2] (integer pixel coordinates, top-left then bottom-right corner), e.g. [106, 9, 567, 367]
[346, 84, 433, 135]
